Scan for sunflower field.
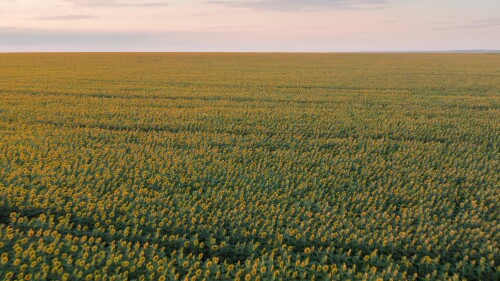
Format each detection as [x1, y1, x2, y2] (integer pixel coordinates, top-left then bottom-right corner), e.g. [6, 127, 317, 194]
[0, 53, 499, 280]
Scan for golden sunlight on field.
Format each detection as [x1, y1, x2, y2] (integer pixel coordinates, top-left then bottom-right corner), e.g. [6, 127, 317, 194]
[0, 53, 499, 280]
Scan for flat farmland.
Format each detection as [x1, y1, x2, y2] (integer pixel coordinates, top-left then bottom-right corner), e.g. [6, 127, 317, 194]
[0, 53, 499, 280]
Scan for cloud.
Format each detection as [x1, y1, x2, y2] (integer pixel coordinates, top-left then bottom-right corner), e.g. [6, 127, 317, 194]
[436, 17, 500, 30]
[203, 24, 266, 30]
[0, 27, 231, 52]
[37, 15, 97, 20]
[0, 27, 153, 45]
[64, 0, 168, 7]
[209, 0, 386, 11]
[0, 26, 342, 52]
[456, 18, 500, 29]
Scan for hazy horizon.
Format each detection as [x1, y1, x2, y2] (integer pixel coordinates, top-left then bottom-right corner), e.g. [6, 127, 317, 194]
[1, 0, 499, 52]
[1, 50, 500, 53]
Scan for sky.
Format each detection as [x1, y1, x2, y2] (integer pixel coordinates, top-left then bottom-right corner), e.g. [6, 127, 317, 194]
[0, 0, 499, 52]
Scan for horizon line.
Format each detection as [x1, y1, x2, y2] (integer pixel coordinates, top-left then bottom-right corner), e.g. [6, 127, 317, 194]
[1, 50, 500, 54]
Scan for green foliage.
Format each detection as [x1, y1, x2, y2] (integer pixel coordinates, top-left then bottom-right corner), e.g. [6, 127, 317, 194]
[0, 53, 499, 280]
